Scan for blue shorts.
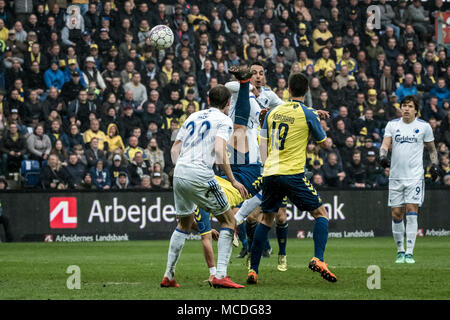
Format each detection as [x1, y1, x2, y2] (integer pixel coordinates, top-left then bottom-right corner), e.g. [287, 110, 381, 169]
[194, 208, 212, 236]
[228, 163, 262, 197]
[261, 173, 322, 213]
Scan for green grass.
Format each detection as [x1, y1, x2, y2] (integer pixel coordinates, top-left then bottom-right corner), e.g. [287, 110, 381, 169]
[0, 237, 449, 300]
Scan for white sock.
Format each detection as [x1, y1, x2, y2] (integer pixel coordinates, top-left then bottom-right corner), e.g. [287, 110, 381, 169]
[392, 219, 405, 253]
[235, 194, 262, 224]
[209, 267, 216, 276]
[164, 229, 187, 280]
[405, 212, 418, 255]
[216, 228, 234, 279]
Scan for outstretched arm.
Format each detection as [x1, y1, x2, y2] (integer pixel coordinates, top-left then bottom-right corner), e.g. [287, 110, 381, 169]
[379, 136, 392, 168]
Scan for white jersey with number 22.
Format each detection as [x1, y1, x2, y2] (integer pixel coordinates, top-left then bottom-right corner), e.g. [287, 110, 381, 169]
[174, 108, 234, 182]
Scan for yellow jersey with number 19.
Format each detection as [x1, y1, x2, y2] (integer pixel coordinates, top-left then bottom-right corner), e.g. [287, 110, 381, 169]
[260, 100, 326, 177]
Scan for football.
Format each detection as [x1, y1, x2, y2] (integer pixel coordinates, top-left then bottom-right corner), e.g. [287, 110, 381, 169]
[149, 25, 174, 50]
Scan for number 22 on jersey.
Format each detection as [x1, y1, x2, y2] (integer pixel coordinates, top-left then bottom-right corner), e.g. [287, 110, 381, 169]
[183, 120, 211, 147]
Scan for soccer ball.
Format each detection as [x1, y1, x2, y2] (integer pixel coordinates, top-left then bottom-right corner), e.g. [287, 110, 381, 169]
[149, 25, 174, 50]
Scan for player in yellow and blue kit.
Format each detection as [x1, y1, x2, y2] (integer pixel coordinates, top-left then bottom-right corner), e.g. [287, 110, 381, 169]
[247, 73, 337, 285]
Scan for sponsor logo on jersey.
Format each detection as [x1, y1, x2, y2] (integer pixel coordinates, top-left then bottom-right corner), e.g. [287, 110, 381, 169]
[394, 134, 418, 144]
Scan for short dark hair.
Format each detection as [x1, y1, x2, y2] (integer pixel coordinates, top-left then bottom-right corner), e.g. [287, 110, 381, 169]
[209, 85, 231, 110]
[288, 73, 309, 97]
[250, 61, 264, 68]
[400, 95, 420, 112]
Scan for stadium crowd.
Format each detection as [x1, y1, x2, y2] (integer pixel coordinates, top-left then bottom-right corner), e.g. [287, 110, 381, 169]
[0, 0, 449, 191]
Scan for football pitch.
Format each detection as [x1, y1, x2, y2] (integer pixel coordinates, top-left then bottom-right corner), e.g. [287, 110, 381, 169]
[1, 237, 449, 300]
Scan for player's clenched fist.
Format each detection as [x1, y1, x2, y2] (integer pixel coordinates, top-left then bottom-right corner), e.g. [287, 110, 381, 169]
[380, 157, 390, 168]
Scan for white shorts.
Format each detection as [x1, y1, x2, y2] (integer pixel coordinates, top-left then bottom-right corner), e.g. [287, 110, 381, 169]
[173, 176, 230, 216]
[388, 179, 425, 207]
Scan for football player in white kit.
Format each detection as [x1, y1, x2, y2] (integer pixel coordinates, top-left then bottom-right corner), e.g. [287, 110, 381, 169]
[160, 85, 248, 288]
[380, 95, 440, 264]
[225, 62, 291, 271]
[227, 63, 328, 271]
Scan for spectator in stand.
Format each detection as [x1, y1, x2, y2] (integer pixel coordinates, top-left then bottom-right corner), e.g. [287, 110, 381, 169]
[61, 71, 85, 103]
[118, 104, 142, 140]
[123, 72, 148, 110]
[76, 172, 95, 190]
[65, 152, 86, 189]
[139, 102, 162, 129]
[145, 138, 166, 170]
[0, 122, 27, 175]
[395, 73, 418, 102]
[138, 174, 152, 190]
[25, 61, 46, 97]
[359, 137, 379, 161]
[150, 172, 169, 191]
[67, 124, 84, 152]
[40, 154, 70, 190]
[42, 87, 67, 120]
[44, 60, 65, 91]
[50, 139, 69, 164]
[365, 150, 383, 187]
[353, 108, 381, 142]
[82, 56, 106, 91]
[124, 135, 147, 163]
[375, 167, 390, 188]
[331, 119, 353, 150]
[89, 159, 111, 190]
[26, 124, 51, 163]
[47, 119, 70, 150]
[67, 90, 96, 130]
[109, 154, 128, 185]
[423, 96, 446, 122]
[113, 171, 131, 190]
[312, 173, 324, 188]
[127, 151, 152, 186]
[430, 78, 450, 108]
[345, 150, 367, 188]
[319, 137, 343, 167]
[83, 118, 107, 150]
[105, 123, 125, 154]
[377, 0, 400, 40]
[85, 137, 107, 169]
[152, 162, 170, 189]
[322, 152, 346, 188]
[339, 136, 356, 168]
